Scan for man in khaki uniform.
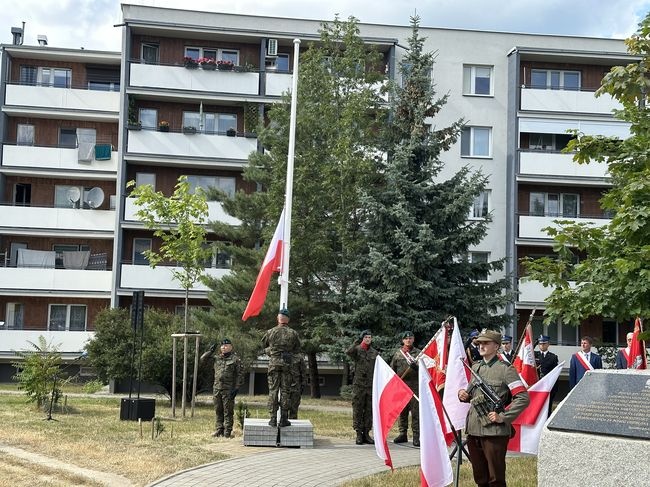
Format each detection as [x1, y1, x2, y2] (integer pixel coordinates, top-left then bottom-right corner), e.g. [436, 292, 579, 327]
[390, 331, 421, 447]
[346, 329, 379, 445]
[201, 338, 243, 438]
[288, 353, 307, 420]
[458, 330, 530, 487]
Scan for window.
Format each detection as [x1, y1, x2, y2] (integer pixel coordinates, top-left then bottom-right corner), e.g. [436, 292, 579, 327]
[135, 172, 156, 190]
[17, 124, 35, 146]
[469, 252, 490, 282]
[461, 127, 491, 157]
[141, 43, 159, 64]
[184, 112, 237, 134]
[14, 183, 31, 206]
[470, 190, 490, 219]
[186, 175, 236, 198]
[531, 69, 581, 91]
[48, 304, 87, 331]
[184, 47, 239, 65]
[59, 128, 77, 148]
[5, 303, 24, 330]
[54, 185, 84, 208]
[266, 53, 290, 71]
[527, 133, 573, 151]
[463, 65, 493, 96]
[182, 111, 201, 130]
[40, 68, 72, 88]
[88, 80, 119, 91]
[20, 66, 37, 85]
[529, 192, 579, 217]
[52, 244, 90, 268]
[133, 238, 152, 265]
[139, 108, 157, 129]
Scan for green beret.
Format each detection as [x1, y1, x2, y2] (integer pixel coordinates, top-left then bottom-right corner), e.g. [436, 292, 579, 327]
[278, 308, 290, 317]
[401, 331, 414, 339]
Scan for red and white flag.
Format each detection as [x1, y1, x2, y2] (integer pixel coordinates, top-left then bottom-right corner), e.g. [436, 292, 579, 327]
[419, 360, 453, 487]
[512, 324, 538, 388]
[421, 324, 449, 391]
[628, 317, 647, 369]
[241, 210, 285, 321]
[372, 356, 414, 470]
[442, 318, 470, 433]
[508, 361, 563, 454]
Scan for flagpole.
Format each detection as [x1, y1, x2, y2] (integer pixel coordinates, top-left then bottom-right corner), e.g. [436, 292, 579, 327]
[513, 308, 536, 358]
[279, 39, 301, 310]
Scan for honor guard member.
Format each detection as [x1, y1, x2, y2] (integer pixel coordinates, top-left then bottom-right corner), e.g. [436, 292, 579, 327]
[569, 336, 602, 390]
[262, 308, 301, 427]
[615, 332, 634, 369]
[534, 335, 559, 415]
[201, 338, 243, 438]
[390, 331, 421, 447]
[499, 335, 514, 364]
[288, 353, 307, 420]
[458, 330, 529, 487]
[346, 329, 379, 445]
[465, 329, 481, 363]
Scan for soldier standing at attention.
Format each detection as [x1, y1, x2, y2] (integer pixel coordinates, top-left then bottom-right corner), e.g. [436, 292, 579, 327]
[201, 338, 243, 438]
[262, 308, 301, 427]
[288, 353, 307, 420]
[534, 334, 559, 415]
[390, 331, 421, 447]
[346, 329, 378, 445]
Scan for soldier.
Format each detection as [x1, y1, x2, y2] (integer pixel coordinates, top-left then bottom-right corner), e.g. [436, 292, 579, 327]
[288, 353, 307, 420]
[499, 335, 515, 364]
[390, 331, 421, 447]
[262, 308, 301, 427]
[534, 335, 559, 415]
[201, 338, 243, 438]
[346, 329, 379, 445]
[465, 329, 481, 363]
[458, 330, 530, 487]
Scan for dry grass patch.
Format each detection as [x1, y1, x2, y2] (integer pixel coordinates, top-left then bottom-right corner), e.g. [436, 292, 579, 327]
[0, 455, 102, 487]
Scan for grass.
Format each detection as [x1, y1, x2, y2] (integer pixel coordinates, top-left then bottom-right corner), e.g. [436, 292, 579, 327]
[0, 454, 102, 487]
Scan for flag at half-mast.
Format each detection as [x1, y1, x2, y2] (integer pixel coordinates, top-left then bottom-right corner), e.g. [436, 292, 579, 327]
[241, 209, 285, 321]
[513, 323, 538, 388]
[628, 317, 647, 369]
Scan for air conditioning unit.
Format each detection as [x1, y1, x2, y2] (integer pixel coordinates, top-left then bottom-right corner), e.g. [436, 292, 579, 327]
[267, 38, 278, 57]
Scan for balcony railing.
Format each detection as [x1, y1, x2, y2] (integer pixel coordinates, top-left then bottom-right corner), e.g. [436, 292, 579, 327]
[520, 86, 621, 114]
[2, 144, 118, 173]
[0, 330, 95, 356]
[0, 204, 116, 234]
[0, 267, 112, 293]
[120, 264, 229, 292]
[123, 198, 240, 226]
[5, 83, 119, 114]
[518, 214, 611, 240]
[518, 150, 609, 179]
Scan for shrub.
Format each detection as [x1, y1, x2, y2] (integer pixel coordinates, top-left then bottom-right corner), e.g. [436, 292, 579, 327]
[12, 336, 63, 409]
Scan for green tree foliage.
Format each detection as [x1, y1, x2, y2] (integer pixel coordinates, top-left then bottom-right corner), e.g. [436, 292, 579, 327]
[12, 336, 63, 409]
[338, 17, 512, 345]
[205, 16, 386, 396]
[523, 14, 650, 327]
[128, 175, 212, 332]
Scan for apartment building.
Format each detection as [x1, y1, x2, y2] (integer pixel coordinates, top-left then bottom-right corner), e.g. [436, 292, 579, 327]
[0, 4, 634, 381]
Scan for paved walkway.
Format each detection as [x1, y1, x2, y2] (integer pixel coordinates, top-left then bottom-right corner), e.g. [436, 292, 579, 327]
[149, 438, 421, 487]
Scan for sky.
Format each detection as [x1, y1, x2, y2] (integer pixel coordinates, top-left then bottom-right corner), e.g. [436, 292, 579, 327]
[1, 0, 650, 51]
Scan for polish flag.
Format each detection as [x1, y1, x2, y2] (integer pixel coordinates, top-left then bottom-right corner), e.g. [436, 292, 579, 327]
[372, 356, 414, 470]
[508, 361, 564, 454]
[442, 318, 470, 433]
[419, 360, 453, 487]
[628, 317, 647, 369]
[241, 210, 285, 321]
[421, 324, 449, 391]
[512, 324, 538, 388]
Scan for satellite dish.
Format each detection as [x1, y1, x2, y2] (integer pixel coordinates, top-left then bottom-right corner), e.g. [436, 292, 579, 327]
[86, 187, 105, 209]
[67, 187, 81, 206]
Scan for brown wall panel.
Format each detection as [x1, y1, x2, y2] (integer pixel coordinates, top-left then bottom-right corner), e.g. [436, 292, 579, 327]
[3, 176, 116, 209]
[518, 184, 607, 217]
[6, 118, 118, 147]
[520, 61, 615, 91]
[0, 296, 109, 331]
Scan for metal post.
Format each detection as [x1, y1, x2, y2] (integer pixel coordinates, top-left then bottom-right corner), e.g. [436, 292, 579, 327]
[181, 335, 188, 417]
[171, 336, 177, 417]
[191, 335, 200, 417]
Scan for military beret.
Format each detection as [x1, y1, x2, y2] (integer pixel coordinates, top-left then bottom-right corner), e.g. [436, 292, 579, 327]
[360, 329, 372, 340]
[221, 338, 232, 345]
[401, 331, 414, 339]
[476, 329, 502, 344]
[469, 330, 479, 338]
[501, 335, 512, 343]
[537, 335, 550, 343]
[278, 308, 290, 317]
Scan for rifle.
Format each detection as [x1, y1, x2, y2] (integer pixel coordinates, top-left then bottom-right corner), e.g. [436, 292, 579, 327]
[460, 358, 505, 417]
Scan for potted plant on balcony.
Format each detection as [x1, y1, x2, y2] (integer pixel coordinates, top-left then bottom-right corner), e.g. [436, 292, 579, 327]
[216, 60, 234, 71]
[183, 126, 197, 134]
[128, 120, 142, 130]
[199, 57, 217, 70]
[158, 121, 170, 132]
[183, 56, 199, 69]
[226, 128, 237, 137]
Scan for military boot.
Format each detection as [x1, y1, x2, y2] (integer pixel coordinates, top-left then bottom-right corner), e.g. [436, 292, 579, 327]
[355, 430, 364, 445]
[362, 431, 374, 445]
[212, 428, 224, 438]
[413, 434, 420, 447]
[224, 430, 232, 438]
[393, 433, 408, 444]
[268, 417, 277, 427]
[279, 410, 292, 427]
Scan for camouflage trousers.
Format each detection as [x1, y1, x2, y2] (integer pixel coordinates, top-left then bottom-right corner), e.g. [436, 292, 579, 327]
[214, 389, 235, 432]
[267, 364, 295, 417]
[352, 385, 372, 432]
[398, 395, 419, 437]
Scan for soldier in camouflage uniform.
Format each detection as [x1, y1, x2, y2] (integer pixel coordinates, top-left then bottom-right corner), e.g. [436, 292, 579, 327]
[346, 329, 378, 445]
[262, 308, 301, 427]
[201, 338, 244, 438]
[458, 329, 529, 487]
[390, 331, 421, 446]
[288, 353, 307, 420]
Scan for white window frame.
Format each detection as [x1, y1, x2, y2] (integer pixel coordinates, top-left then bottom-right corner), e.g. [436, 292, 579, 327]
[17, 124, 35, 146]
[469, 251, 490, 282]
[185, 175, 236, 199]
[141, 43, 159, 64]
[266, 53, 290, 71]
[38, 67, 72, 88]
[5, 303, 24, 330]
[138, 108, 157, 129]
[461, 126, 492, 158]
[530, 69, 581, 91]
[469, 190, 490, 219]
[47, 304, 87, 331]
[184, 47, 239, 65]
[529, 192, 580, 218]
[183, 111, 237, 134]
[135, 172, 156, 190]
[54, 184, 85, 209]
[463, 65, 493, 96]
[133, 238, 152, 266]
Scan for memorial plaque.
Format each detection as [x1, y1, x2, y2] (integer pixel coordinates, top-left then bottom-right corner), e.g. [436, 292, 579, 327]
[548, 371, 650, 440]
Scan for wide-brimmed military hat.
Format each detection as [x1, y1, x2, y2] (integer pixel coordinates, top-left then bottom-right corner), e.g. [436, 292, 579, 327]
[476, 329, 502, 344]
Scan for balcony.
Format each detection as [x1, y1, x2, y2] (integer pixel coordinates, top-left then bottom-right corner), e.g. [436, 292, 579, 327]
[518, 214, 611, 240]
[5, 84, 119, 117]
[0, 267, 111, 294]
[518, 278, 577, 305]
[2, 144, 118, 175]
[129, 63, 259, 96]
[519, 150, 609, 179]
[0, 330, 95, 356]
[520, 87, 621, 115]
[126, 129, 256, 162]
[0, 205, 115, 235]
[120, 264, 229, 292]
[265, 72, 292, 96]
[123, 198, 240, 226]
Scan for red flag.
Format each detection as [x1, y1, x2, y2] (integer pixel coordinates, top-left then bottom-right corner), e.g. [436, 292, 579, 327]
[512, 324, 538, 388]
[421, 325, 448, 391]
[628, 317, 647, 369]
[241, 210, 284, 321]
[372, 356, 413, 470]
[419, 361, 453, 487]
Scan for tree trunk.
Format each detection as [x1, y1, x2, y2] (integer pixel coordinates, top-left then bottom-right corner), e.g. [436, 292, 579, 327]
[184, 287, 189, 333]
[307, 351, 321, 398]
